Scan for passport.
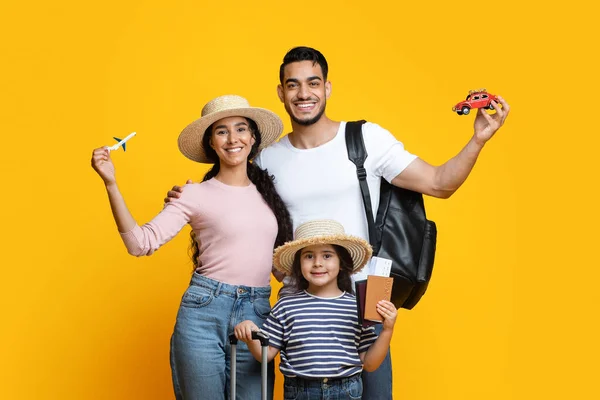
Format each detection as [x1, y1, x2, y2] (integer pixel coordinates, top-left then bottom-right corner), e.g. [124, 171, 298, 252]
[354, 279, 377, 327]
[364, 275, 394, 322]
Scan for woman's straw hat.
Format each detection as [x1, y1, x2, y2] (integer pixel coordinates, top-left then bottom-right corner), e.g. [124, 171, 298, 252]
[273, 220, 373, 275]
[178, 95, 283, 163]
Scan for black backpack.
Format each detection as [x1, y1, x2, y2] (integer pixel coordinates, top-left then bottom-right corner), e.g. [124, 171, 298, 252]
[346, 120, 437, 310]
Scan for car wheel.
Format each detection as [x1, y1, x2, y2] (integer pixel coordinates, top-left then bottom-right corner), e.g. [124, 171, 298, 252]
[488, 103, 494, 110]
[461, 106, 470, 115]
[456, 110, 463, 115]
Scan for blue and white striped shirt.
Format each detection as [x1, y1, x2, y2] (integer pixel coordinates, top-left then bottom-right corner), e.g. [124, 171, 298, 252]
[262, 291, 377, 379]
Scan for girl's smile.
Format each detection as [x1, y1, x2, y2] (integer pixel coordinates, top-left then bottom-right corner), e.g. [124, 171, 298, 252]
[300, 244, 342, 297]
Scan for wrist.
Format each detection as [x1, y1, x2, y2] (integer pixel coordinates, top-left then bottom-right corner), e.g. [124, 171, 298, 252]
[470, 135, 486, 151]
[381, 325, 394, 334]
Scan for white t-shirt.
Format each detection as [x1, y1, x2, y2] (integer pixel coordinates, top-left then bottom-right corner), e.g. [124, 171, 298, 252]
[254, 121, 418, 241]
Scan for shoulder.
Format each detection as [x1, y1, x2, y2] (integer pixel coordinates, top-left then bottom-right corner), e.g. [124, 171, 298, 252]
[360, 121, 413, 160]
[169, 182, 204, 202]
[261, 136, 290, 154]
[273, 292, 308, 308]
[177, 181, 225, 204]
[181, 181, 211, 196]
[361, 121, 397, 141]
[161, 183, 206, 216]
[255, 136, 291, 166]
[338, 292, 358, 306]
[342, 292, 357, 301]
[343, 120, 401, 148]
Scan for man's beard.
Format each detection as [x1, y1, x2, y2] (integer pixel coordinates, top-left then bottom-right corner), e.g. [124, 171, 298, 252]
[287, 101, 326, 126]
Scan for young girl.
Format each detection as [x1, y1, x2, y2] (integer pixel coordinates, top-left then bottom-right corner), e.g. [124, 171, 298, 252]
[234, 219, 397, 400]
[91, 95, 292, 400]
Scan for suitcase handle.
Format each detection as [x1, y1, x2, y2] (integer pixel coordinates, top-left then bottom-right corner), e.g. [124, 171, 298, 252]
[229, 330, 270, 400]
[228, 330, 270, 346]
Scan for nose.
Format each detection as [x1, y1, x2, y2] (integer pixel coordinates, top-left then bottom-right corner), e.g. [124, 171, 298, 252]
[297, 83, 311, 100]
[227, 132, 239, 144]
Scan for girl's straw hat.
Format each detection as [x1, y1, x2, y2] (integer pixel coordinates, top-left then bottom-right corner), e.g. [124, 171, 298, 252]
[273, 219, 373, 275]
[178, 95, 283, 163]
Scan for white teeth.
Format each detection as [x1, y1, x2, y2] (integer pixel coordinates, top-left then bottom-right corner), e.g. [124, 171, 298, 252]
[226, 148, 242, 153]
[297, 103, 314, 109]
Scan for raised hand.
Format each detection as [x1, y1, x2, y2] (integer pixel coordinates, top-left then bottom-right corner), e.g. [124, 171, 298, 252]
[91, 147, 116, 185]
[376, 300, 398, 332]
[473, 95, 510, 145]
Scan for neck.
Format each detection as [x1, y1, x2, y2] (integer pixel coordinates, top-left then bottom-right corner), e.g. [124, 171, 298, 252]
[214, 163, 251, 186]
[306, 283, 343, 298]
[288, 115, 340, 149]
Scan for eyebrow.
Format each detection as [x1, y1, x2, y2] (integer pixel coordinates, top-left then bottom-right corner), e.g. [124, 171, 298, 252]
[213, 121, 249, 130]
[301, 249, 335, 255]
[284, 76, 322, 84]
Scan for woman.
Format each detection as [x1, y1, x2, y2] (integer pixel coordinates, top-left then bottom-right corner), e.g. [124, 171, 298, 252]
[91, 94, 292, 400]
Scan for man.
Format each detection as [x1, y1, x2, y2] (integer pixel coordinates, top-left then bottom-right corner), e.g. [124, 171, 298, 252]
[167, 46, 510, 399]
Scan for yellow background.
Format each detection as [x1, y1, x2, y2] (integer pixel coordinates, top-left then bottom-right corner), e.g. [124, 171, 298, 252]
[2, 0, 598, 399]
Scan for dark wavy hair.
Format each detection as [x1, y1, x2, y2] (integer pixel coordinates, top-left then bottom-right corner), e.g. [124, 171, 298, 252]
[279, 46, 329, 84]
[287, 244, 355, 295]
[189, 118, 293, 269]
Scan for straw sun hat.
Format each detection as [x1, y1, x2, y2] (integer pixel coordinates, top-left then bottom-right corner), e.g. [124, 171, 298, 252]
[178, 95, 284, 163]
[273, 220, 373, 275]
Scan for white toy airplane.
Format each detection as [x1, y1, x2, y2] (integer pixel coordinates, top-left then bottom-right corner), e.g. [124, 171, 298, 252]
[109, 132, 137, 151]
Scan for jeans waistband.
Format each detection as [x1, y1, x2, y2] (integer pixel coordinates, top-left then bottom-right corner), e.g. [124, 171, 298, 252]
[190, 273, 271, 299]
[284, 373, 360, 387]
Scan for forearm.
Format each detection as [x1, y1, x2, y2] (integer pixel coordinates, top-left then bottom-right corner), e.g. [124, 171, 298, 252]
[433, 136, 484, 197]
[245, 341, 279, 363]
[246, 340, 264, 361]
[362, 328, 393, 372]
[105, 182, 137, 233]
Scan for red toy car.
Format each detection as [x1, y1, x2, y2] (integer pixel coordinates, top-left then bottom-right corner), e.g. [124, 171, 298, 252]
[452, 89, 498, 115]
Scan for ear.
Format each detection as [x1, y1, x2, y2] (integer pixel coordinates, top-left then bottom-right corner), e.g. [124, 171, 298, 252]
[209, 138, 214, 149]
[325, 80, 332, 100]
[277, 84, 284, 103]
[250, 133, 256, 146]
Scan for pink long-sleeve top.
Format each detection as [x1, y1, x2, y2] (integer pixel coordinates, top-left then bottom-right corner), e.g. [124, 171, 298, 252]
[120, 178, 278, 287]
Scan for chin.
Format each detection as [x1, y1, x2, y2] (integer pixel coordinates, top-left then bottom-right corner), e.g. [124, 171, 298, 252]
[220, 159, 245, 167]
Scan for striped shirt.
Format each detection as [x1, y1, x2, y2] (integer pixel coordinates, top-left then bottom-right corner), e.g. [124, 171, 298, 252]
[262, 291, 377, 379]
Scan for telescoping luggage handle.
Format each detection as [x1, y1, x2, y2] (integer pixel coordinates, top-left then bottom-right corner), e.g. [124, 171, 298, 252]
[229, 330, 270, 400]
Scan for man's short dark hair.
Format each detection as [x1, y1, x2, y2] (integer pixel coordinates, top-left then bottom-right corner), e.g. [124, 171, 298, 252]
[279, 46, 329, 84]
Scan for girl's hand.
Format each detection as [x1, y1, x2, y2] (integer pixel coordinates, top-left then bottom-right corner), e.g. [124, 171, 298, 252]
[91, 147, 116, 185]
[234, 320, 260, 343]
[377, 300, 397, 332]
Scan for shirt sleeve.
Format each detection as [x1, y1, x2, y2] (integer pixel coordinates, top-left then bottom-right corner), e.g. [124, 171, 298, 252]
[362, 122, 419, 183]
[358, 325, 378, 353]
[261, 301, 286, 350]
[119, 184, 198, 256]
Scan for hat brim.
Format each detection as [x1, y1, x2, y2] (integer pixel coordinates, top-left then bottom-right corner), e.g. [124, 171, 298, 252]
[273, 234, 373, 276]
[178, 107, 283, 163]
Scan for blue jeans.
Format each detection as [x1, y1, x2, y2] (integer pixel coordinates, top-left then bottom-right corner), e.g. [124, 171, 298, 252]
[361, 324, 393, 399]
[170, 273, 274, 400]
[283, 374, 363, 400]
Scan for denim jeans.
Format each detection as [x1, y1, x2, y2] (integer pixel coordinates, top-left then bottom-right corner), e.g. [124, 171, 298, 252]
[361, 324, 393, 399]
[170, 273, 274, 400]
[283, 374, 362, 400]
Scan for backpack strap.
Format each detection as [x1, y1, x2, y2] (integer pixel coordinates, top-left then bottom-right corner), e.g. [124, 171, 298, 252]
[345, 120, 377, 247]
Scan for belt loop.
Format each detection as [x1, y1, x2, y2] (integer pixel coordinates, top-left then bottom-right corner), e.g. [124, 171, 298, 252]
[215, 282, 222, 297]
[250, 287, 256, 301]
